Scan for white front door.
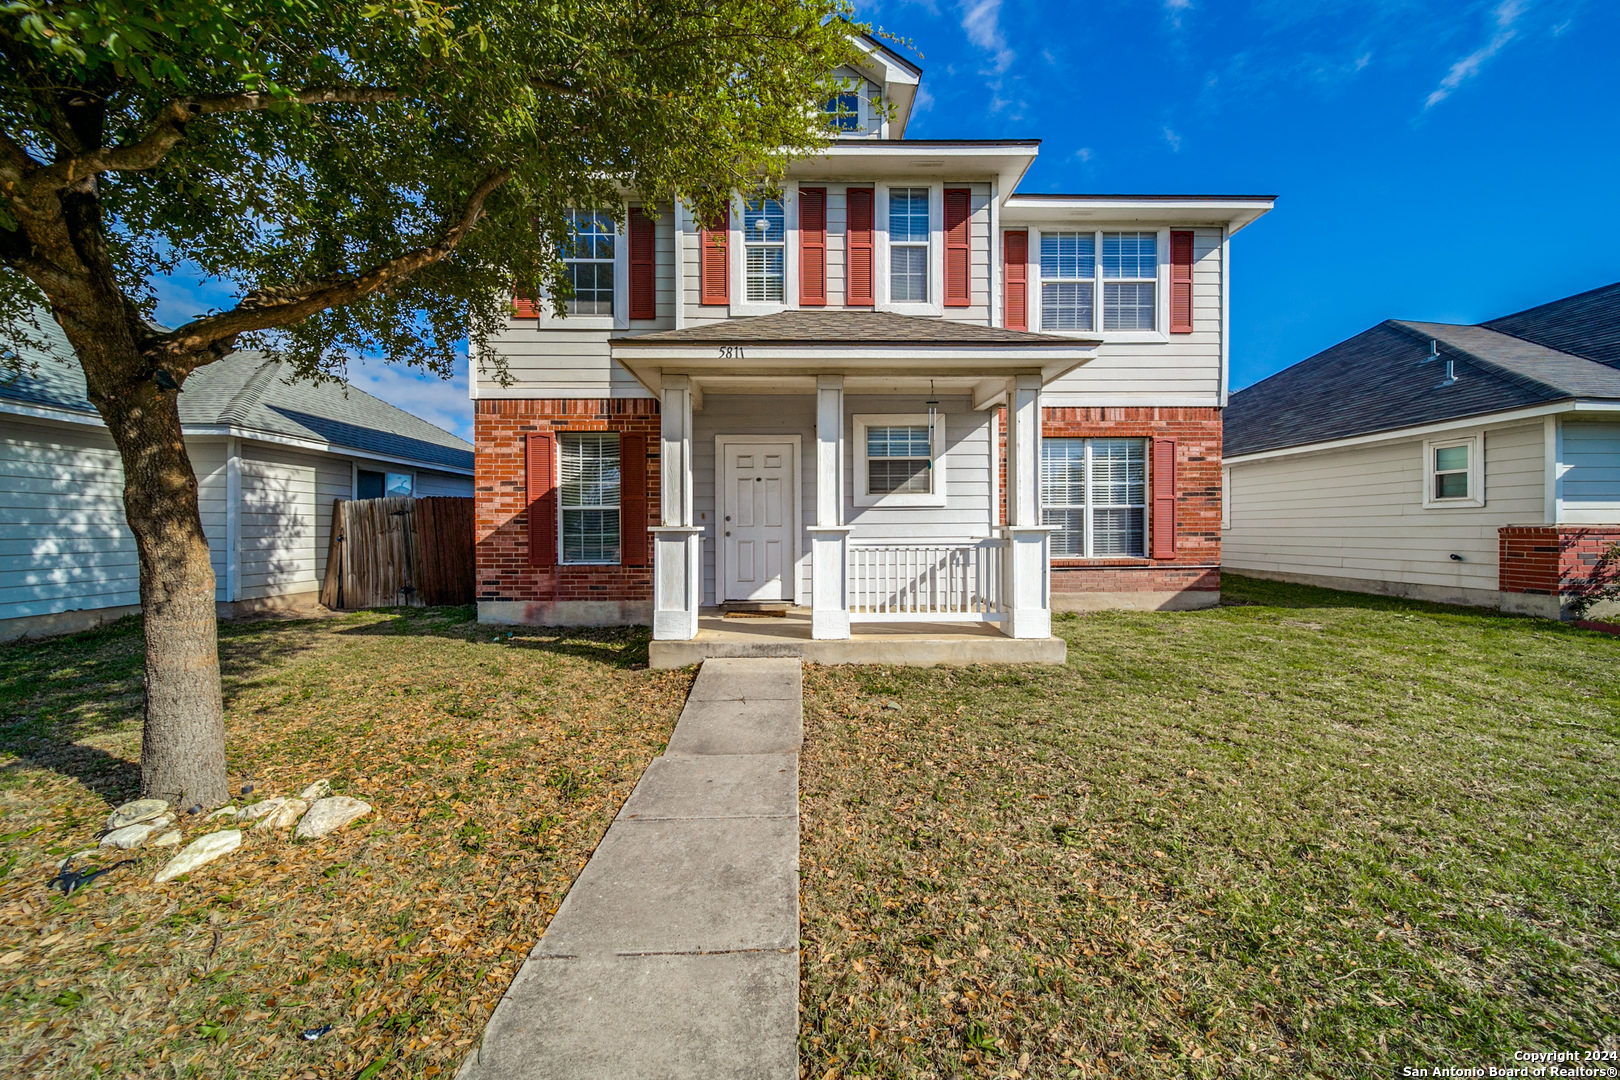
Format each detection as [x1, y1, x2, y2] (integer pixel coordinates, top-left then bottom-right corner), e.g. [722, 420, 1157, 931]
[722, 441, 794, 601]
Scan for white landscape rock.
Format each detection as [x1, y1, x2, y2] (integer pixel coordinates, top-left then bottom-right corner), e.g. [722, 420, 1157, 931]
[253, 798, 308, 833]
[240, 798, 287, 821]
[106, 798, 169, 830]
[154, 831, 242, 884]
[204, 806, 239, 821]
[294, 796, 371, 840]
[150, 830, 182, 848]
[100, 822, 157, 849]
[297, 779, 332, 801]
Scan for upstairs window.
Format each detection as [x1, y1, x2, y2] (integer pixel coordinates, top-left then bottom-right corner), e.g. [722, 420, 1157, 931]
[560, 433, 620, 563]
[563, 210, 615, 315]
[889, 188, 930, 303]
[1042, 438, 1147, 558]
[1102, 231, 1157, 330]
[744, 197, 786, 303]
[1040, 232, 1095, 331]
[823, 89, 861, 132]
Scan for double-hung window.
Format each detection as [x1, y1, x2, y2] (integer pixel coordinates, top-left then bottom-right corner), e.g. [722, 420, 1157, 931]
[560, 433, 620, 564]
[867, 423, 932, 495]
[1040, 232, 1095, 331]
[563, 210, 615, 315]
[1042, 438, 1147, 558]
[743, 197, 786, 303]
[1424, 435, 1483, 507]
[1101, 232, 1157, 330]
[888, 188, 930, 303]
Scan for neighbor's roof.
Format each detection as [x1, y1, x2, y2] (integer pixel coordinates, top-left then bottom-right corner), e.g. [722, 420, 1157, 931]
[1224, 315, 1620, 458]
[1, 314, 472, 472]
[615, 309, 1088, 347]
[1481, 280, 1620, 369]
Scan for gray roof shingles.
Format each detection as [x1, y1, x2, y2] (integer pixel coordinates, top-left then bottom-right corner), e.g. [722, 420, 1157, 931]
[615, 309, 1087, 346]
[1481, 280, 1620, 369]
[2, 315, 472, 471]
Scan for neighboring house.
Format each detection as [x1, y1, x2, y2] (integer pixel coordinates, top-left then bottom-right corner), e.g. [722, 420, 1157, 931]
[473, 35, 1273, 649]
[2, 316, 474, 641]
[1223, 281, 1620, 618]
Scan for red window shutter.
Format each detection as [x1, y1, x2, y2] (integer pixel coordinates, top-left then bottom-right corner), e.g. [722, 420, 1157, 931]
[526, 432, 556, 567]
[620, 433, 648, 566]
[700, 208, 729, 306]
[846, 188, 874, 306]
[1003, 230, 1028, 331]
[799, 187, 827, 306]
[512, 280, 540, 319]
[1170, 230, 1194, 334]
[944, 188, 972, 308]
[1151, 438, 1177, 559]
[629, 208, 657, 320]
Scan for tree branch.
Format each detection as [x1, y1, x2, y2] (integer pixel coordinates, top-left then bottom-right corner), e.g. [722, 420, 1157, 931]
[150, 169, 511, 370]
[23, 87, 400, 192]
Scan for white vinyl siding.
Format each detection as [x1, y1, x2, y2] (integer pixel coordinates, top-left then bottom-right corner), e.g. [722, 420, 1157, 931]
[239, 452, 318, 600]
[1223, 422, 1546, 602]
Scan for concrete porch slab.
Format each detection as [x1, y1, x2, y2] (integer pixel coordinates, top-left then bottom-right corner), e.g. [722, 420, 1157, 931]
[457, 950, 797, 1080]
[534, 815, 798, 957]
[663, 697, 805, 756]
[650, 613, 1067, 668]
[618, 754, 798, 821]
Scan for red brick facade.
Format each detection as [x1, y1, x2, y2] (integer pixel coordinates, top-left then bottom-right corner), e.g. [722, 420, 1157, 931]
[1499, 525, 1620, 601]
[475, 398, 659, 605]
[1038, 407, 1223, 598]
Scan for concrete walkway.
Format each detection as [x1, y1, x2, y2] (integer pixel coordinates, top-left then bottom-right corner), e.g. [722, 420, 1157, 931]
[458, 658, 803, 1080]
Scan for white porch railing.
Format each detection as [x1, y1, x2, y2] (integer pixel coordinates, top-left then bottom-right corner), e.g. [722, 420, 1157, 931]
[848, 540, 1006, 622]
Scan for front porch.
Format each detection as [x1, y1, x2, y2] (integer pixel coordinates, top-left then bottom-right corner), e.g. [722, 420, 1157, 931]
[647, 608, 1067, 667]
[613, 311, 1098, 664]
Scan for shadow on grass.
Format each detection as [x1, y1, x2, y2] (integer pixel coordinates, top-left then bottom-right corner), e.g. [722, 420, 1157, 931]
[0, 742, 140, 812]
[332, 606, 652, 668]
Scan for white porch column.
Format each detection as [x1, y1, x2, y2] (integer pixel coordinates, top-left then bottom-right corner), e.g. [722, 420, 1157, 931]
[1001, 374, 1053, 639]
[808, 374, 852, 639]
[652, 375, 702, 640]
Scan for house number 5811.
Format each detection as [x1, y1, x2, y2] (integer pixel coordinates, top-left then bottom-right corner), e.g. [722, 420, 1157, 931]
[718, 347, 745, 360]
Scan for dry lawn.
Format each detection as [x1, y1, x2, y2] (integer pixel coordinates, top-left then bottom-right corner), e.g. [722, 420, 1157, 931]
[0, 607, 688, 1079]
[798, 576, 1620, 1079]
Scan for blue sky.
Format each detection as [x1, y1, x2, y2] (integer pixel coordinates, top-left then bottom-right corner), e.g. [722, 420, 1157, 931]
[154, 0, 1620, 438]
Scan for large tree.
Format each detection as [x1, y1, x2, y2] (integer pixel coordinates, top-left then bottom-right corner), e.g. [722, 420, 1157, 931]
[1, 0, 855, 805]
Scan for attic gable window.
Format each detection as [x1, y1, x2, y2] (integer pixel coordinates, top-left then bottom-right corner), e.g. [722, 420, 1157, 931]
[823, 90, 860, 132]
[743, 197, 786, 303]
[563, 210, 615, 315]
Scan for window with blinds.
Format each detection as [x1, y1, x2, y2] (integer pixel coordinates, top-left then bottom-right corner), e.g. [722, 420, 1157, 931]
[866, 424, 933, 495]
[1040, 232, 1096, 331]
[1042, 438, 1147, 558]
[744, 198, 785, 303]
[888, 188, 930, 303]
[1102, 231, 1157, 330]
[560, 433, 620, 564]
[563, 210, 615, 315]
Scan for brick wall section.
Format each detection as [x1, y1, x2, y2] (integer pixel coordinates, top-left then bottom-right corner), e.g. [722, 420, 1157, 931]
[475, 398, 659, 603]
[1499, 525, 1620, 597]
[1039, 407, 1223, 596]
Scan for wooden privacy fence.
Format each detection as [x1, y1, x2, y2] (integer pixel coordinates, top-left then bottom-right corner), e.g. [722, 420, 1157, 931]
[319, 496, 474, 609]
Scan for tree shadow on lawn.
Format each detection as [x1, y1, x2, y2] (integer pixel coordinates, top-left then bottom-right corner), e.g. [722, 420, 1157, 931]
[332, 608, 653, 669]
[0, 742, 141, 815]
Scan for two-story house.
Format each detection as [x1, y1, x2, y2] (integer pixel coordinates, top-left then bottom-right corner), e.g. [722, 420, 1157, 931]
[471, 35, 1273, 664]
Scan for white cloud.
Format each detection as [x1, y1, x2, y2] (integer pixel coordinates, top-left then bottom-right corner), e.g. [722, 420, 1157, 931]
[341, 355, 472, 442]
[1073, 147, 1094, 163]
[1164, 0, 1193, 30]
[1424, 0, 1527, 109]
[912, 83, 936, 114]
[959, 0, 1015, 74]
[1163, 127, 1183, 151]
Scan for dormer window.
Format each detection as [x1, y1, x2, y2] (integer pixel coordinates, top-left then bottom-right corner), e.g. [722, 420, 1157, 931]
[823, 90, 861, 132]
[744, 198, 786, 303]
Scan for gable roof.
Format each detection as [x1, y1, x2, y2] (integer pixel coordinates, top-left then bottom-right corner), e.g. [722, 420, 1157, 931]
[1224, 316, 1620, 458]
[2, 315, 472, 472]
[615, 308, 1087, 347]
[1481, 280, 1620, 369]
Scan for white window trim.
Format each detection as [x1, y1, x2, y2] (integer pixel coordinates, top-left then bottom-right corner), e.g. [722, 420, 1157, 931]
[853, 412, 947, 508]
[730, 184, 798, 317]
[1422, 433, 1485, 509]
[538, 204, 630, 331]
[558, 432, 623, 566]
[877, 184, 944, 317]
[1026, 226, 1170, 343]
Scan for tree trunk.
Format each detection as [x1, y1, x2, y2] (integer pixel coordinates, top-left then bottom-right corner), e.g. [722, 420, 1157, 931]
[59, 305, 230, 808]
